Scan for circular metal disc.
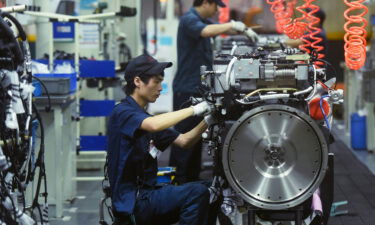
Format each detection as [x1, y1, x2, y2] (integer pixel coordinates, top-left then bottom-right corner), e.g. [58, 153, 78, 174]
[222, 105, 328, 210]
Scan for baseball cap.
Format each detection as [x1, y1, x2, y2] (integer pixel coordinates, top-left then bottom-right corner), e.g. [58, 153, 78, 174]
[214, 0, 226, 7]
[124, 54, 172, 81]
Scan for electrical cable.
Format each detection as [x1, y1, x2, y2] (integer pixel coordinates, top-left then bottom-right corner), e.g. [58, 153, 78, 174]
[31, 75, 51, 112]
[0, 11, 41, 224]
[31, 102, 47, 224]
[319, 95, 331, 130]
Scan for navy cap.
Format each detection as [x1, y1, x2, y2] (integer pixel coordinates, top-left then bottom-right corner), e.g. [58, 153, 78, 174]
[214, 0, 226, 7]
[124, 54, 172, 81]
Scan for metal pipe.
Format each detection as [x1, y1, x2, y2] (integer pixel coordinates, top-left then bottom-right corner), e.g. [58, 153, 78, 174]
[230, 42, 238, 56]
[0, 5, 26, 13]
[245, 88, 297, 98]
[78, 12, 117, 20]
[23, 11, 100, 23]
[225, 57, 237, 90]
[293, 86, 313, 96]
[24, 11, 73, 21]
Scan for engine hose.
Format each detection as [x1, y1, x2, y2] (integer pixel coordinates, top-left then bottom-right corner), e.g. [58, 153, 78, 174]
[244, 87, 297, 98]
[293, 86, 313, 96]
[230, 42, 238, 55]
[225, 57, 237, 90]
[343, 0, 368, 70]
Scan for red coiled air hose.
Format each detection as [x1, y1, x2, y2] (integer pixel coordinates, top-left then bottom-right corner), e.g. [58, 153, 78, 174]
[296, 0, 325, 66]
[343, 0, 368, 70]
[283, 0, 308, 39]
[267, 0, 307, 39]
[267, 0, 288, 34]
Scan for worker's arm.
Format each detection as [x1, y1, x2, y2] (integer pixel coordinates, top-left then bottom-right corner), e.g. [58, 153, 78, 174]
[141, 107, 193, 132]
[200, 22, 234, 37]
[173, 120, 208, 149]
[285, 39, 303, 48]
[201, 21, 259, 42]
[140, 101, 211, 132]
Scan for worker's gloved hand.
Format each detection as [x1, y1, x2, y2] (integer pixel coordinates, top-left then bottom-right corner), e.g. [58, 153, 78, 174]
[204, 114, 217, 126]
[191, 101, 212, 116]
[231, 20, 246, 32]
[244, 28, 259, 43]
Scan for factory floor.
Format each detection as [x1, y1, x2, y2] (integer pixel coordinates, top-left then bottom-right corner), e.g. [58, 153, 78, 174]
[48, 121, 375, 225]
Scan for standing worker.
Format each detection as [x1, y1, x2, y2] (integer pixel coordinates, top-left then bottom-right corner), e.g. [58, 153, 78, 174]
[107, 54, 218, 225]
[170, 0, 259, 184]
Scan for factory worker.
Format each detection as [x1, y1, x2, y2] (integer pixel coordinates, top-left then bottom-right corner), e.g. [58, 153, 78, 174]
[171, 0, 258, 184]
[107, 54, 217, 225]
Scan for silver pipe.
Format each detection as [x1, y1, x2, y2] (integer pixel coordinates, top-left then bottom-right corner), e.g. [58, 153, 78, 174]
[294, 86, 313, 96]
[0, 5, 26, 13]
[225, 57, 237, 90]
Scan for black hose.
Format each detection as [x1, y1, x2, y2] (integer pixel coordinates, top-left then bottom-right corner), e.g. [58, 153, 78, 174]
[31, 75, 52, 112]
[0, 12, 27, 41]
[0, 15, 24, 65]
[31, 102, 48, 224]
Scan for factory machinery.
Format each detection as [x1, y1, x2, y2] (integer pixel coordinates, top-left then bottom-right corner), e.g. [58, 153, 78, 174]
[199, 36, 343, 225]
[0, 6, 49, 225]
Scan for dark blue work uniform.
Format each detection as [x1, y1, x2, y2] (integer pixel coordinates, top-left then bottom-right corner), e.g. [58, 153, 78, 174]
[173, 7, 213, 94]
[170, 8, 213, 183]
[107, 96, 210, 225]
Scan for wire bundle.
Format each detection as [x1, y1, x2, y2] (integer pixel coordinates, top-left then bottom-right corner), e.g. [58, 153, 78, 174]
[343, 0, 368, 70]
[0, 11, 48, 225]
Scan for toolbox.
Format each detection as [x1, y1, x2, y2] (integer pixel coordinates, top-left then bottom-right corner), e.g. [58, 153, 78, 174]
[34, 73, 77, 95]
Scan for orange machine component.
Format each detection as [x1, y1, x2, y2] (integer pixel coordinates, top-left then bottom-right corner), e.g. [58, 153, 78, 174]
[343, 0, 368, 70]
[309, 97, 331, 121]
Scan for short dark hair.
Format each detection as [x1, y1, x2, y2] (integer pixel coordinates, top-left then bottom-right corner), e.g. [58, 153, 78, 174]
[314, 9, 326, 26]
[124, 73, 162, 95]
[193, 0, 215, 7]
[306, 8, 326, 26]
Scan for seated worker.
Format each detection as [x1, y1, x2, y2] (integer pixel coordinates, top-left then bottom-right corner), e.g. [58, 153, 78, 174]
[107, 54, 216, 225]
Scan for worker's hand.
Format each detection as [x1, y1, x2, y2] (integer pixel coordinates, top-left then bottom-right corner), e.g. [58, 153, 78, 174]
[204, 114, 217, 126]
[244, 28, 259, 43]
[231, 20, 246, 32]
[191, 101, 212, 116]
